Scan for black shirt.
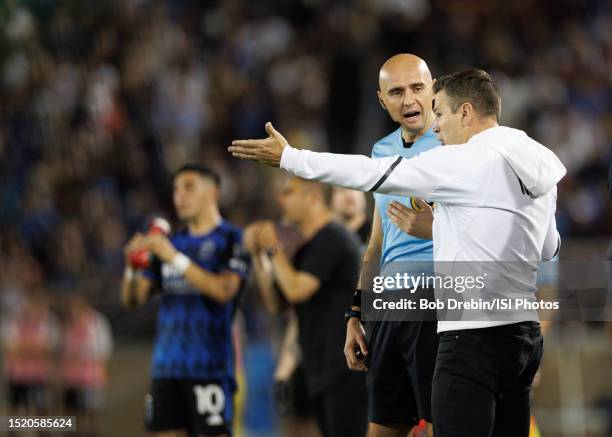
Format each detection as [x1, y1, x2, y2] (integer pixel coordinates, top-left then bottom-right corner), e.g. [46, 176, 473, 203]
[292, 221, 361, 395]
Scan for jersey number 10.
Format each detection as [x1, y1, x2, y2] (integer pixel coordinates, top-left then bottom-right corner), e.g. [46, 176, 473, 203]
[193, 384, 226, 426]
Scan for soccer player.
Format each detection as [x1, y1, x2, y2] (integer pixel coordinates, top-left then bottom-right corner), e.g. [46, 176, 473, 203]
[345, 54, 440, 437]
[244, 177, 367, 437]
[229, 69, 565, 436]
[121, 164, 248, 437]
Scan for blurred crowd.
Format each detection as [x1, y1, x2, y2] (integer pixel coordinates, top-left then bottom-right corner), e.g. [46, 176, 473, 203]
[1, 290, 112, 436]
[0, 0, 610, 303]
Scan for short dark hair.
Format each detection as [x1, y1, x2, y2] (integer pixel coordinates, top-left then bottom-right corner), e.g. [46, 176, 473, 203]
[296, 177, 333, 207]
[173, 164, 220, 187]
[433, 69, 501, 121]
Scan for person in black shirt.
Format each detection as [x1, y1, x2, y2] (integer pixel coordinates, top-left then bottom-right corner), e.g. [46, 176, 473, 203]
[331, 187, 371, 246]
[245, 176, 367, 437]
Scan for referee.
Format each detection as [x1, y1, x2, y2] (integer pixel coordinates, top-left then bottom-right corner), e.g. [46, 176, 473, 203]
[229, 69, 565, 436]
[344, 54, 440, 437]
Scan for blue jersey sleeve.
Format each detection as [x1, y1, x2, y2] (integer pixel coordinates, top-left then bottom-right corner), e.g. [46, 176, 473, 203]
[222, 228, 250, 278]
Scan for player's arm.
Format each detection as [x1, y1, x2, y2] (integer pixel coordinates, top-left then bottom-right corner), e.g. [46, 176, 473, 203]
[274, 312, 301, 381]
[345, 207, 382, 371]
[140, 233, 241, 304]
[253, 252, 284, 314]
[120, 270, 153, 308]
[121, 233, 154, 308]
[257, 222, 320, 304]
[269, 249, 319, 304]
[183, 266, 241, 304]
[244, 222, 283, 314]
[356, 206, 383, 297]
[230, 123, 444, 200]
[273, 313, 301, 412]
[280, 145, 440, 198]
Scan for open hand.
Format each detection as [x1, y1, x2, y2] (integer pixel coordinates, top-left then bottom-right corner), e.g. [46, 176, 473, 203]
[229, 122, 288, 167]
[387, 199, 433, 240]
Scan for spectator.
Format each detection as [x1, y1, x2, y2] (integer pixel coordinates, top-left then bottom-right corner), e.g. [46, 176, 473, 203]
[2, 289, 59, 417]
[59, 293, 113, 437]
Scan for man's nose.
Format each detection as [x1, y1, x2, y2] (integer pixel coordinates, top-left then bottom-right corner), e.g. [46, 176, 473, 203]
[402, 93, 416, 108]
[432, 119, 440, 132]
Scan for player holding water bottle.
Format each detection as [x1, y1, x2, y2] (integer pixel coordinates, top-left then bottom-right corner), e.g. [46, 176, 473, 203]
[121, 164, 249, 437]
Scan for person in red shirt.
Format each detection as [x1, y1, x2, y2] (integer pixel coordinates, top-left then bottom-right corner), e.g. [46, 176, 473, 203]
[2, 289, 59, 416]
[60, 293, 113, 437]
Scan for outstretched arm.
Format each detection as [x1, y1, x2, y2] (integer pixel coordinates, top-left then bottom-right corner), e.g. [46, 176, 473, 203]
[229, 122, 441, 200]
[280, 145, 417, 196]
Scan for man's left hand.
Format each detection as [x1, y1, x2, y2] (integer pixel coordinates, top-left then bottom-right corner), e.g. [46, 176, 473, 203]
[387, 199, 433, 240]
[229, 122, 288, 167]
[142, 233, 178, 263]
[257, 221, 279, 249]
[243, 223, 263, 254]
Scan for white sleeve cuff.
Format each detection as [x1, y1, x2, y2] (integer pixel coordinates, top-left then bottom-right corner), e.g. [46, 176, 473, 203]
[280, 144, 300, 172]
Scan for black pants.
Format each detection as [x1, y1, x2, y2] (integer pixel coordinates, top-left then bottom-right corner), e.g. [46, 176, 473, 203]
[432, 322, 543, 437]
[366, 320, 438, 426]
[312, 372, 368, 437]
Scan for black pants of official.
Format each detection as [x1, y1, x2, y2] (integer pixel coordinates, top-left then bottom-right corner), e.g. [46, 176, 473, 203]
[312, 371, 368, 437]
[432, 322, 543, 437]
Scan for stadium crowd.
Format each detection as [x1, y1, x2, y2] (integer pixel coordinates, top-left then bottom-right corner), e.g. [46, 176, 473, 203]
[0, 0, 609, 299]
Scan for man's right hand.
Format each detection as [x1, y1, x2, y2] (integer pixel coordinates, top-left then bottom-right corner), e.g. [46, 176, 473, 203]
[344, 317, 368, 371]
[229, 122, 288, 167]
[123, 233, 145, 262]
[243, 223, 262, 255]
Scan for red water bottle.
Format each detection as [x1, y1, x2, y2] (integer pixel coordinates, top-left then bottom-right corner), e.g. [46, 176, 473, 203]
[413, 419, 427, 437]
[128, 217, 171, 269]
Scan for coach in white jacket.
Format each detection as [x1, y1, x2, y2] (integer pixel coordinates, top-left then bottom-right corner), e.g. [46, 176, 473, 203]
[230, 69, 565, 437]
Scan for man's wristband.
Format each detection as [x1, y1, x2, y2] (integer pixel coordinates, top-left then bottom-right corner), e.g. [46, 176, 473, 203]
[351, 289, 362, 308]
[124, 266, 135, 281]
[171, 252, 191, 274]
[344, 308, 361, 324]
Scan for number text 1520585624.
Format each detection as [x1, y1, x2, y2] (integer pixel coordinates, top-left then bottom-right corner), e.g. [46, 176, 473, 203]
[0, 416, 76, 431]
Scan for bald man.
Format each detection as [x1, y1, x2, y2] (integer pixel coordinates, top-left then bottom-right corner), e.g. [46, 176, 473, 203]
[345, 54, 440, 437]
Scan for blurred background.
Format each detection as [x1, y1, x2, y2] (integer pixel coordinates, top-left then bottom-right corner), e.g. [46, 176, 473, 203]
[0, 0, 610, 436]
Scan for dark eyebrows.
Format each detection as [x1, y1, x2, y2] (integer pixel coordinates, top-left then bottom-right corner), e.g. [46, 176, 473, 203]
[386, 79, 428, 95]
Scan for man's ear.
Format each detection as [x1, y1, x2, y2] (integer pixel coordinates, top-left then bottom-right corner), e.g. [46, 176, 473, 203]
[213, 186, 221, 201]
[377, 90, 387, 111]
[460, 102, 474, 126]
